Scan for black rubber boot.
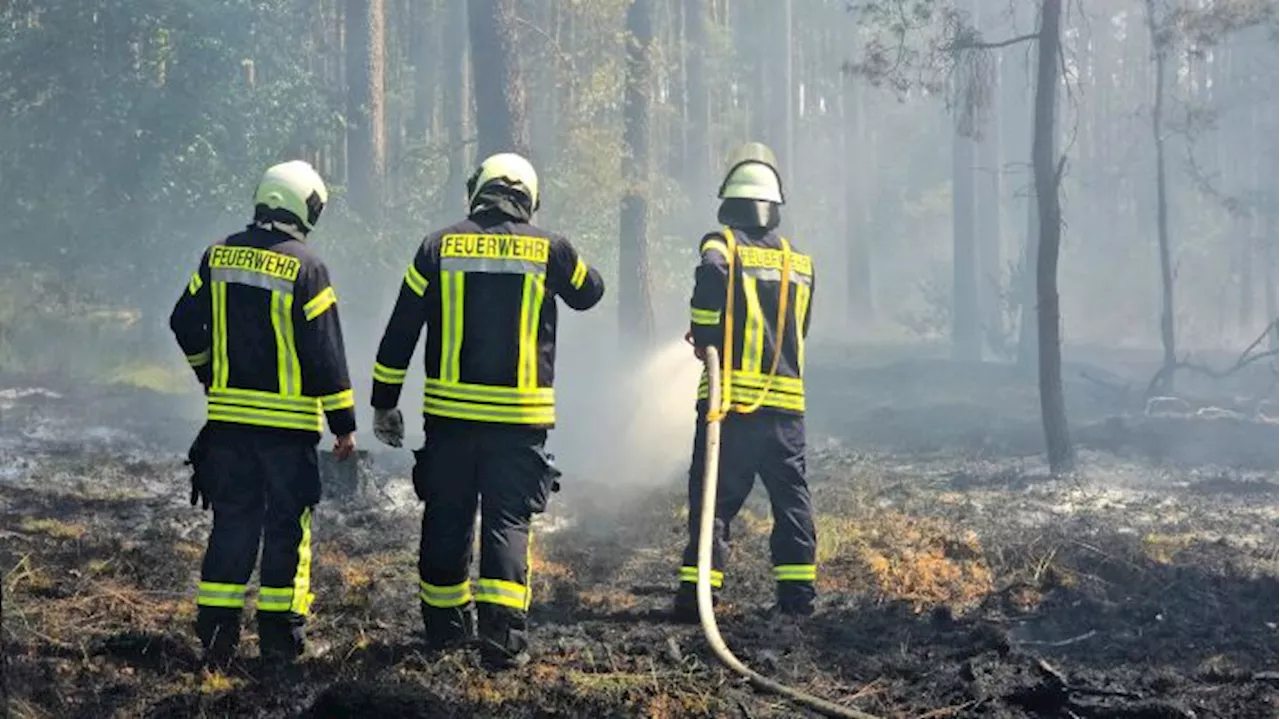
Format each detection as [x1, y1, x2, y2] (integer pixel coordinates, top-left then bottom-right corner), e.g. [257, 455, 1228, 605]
[196, 608, 242, 669]
[257, 613, 306, 663]
[672, 583, 717, 624]
[477, 606, 530, 671]
[773, 582, 816, 618]
[421, 603, 476, 651]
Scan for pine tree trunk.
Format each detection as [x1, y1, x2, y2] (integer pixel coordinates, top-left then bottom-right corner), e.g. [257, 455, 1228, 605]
[442, 0, 468, 204]
[1145, 0, 1177, 390]
[408, 0, 439, 145]
[346, 0, 387, 226]
[1033, 0, 1073, 474]
[974, 2, 1003, 355]
[952, 113, 980, 361]
[620, 0, 656, 351]
[469, 0, 529, 160]
[842, 40, 874, 326]
[685, 0, 710, 218]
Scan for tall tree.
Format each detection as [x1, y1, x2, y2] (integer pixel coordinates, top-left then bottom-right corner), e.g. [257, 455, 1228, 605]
[973, 2, 1003, 354]
[1032, 0, 1073, 474]
[346, 0, 387, 225]
[1145, 0, 1177, 391]
[620, 0, 656, 350]
[842, 32, 875, 325]
[443, 0, 470, 200]
[408, 0, 439, 145]
[767, 0, 795, 184]
[950, 0, 980, 361]
[684, 0, 711, 215]
[468, 0, 529, 159]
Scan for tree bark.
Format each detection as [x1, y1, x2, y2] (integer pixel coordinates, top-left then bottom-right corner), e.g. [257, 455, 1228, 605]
[408, 0, 439, 145]
[443, 0, 469, 204]
[345, 0, 387, 226]
[1145, 0, 1177, 390]
[620, 0, 656, 351]
[1032, 0, 1073, 474]
[973, 2, 1003, 355]
[952, 102, 981, 361]
[685, 0, 711, 217]
[766, 0, 794, 184]
[468, 0, 529, 160]
[842, 40, 874, 326]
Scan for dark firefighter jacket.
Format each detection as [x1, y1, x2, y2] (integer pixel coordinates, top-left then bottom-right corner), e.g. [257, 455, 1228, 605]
[371, 208, 605, 428]
[169, 224, 357, 439]
[689, 226, 814, 415]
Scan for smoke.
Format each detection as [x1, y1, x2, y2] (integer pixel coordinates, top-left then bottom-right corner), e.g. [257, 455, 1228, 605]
[552, 337, 702, 495]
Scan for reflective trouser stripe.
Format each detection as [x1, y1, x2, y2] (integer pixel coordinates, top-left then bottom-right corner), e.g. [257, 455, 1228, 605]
[291, 508, 314, 615]
[679, 566, 723, 589]
[474, 578, 529, 611]
[419, 580, 473, 608]
[773, 564, 817, 582]
[258, 587, 294, 612]
[197, 581, 247, 608]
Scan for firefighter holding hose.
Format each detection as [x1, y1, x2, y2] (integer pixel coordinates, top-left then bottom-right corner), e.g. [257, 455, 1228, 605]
[676, 142, 818, 621]
[170, 160, 357, 666]
[369, 152, 605, 669]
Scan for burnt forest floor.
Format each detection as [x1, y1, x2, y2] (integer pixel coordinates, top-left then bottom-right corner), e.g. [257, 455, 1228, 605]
[2, 350, 1277, 719]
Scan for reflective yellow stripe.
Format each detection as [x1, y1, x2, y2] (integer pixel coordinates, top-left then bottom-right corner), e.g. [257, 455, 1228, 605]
[690, 307, 721, 326]
[474, 578, 528, 611]
[208, 406, 324, 432]
[188, 272, 204, 295]
[424, 379, 554, 405]
[373, 362, 408, 385]
[439, 271, 464, 382]
[187, 349, 211, 368]
[773, 564, 817, 582]
[404, 263, 429, 296]
[197, 581, 247, 608]
[679, 566, 724, 588]
[795, 282, 811, 373]
[740, 275, 765, 375]
[699, 372, 804, 395]
[418, 579, 473, 608]
[570, 257, 588, 289]
[208, 388, 321, 412]
[257, 586, 294, 612]
[211, 282, 229, 389]
[525, 529, 534, 612]
[303, 286, 337, 320]
[517, 274, 546, 389]
[291, 508, 313, 615]
[269, 291, 301, 395]
[701, 237, 732, 257]
[320, 389, 354, 411]
[422, 396, 556, 425]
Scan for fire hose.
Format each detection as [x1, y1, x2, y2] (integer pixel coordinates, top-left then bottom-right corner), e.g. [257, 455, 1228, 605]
[696, 346, 882, 719]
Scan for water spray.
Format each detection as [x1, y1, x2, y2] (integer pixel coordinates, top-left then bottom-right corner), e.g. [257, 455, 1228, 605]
[695, 348, 880, 719]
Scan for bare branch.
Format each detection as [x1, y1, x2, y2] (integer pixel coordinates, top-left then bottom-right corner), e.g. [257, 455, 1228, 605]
[948, 32, 1038, 51]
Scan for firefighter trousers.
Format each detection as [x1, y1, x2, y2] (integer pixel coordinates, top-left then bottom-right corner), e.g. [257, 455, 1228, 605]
[679, 411, 817, 609]
[412, 423, 559, 656]
[194, 427, 319, 660]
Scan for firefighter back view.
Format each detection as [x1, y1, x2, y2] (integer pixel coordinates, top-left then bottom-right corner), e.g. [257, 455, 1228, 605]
[169, 161, 357, 666]
[369, 152, 605, 669]
[676, 142, 818, 620]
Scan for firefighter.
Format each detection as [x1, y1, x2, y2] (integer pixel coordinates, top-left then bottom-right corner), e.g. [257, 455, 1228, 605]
[369, 152, 605, 669]
[675, 142, 818, 621]
[169, 160, 357, 666]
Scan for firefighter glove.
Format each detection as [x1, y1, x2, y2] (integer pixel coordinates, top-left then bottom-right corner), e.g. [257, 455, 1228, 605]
[184, 426, 211, 511]
[373, 408, 405, 448]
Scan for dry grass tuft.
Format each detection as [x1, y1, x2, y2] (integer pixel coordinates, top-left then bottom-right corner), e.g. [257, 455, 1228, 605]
[19, 517, 87, 540]
[1142, 532, 1198, 564]
[817, 511, 993, 613]
[576, 587, 639, 613]
[198, 668, 243, 695]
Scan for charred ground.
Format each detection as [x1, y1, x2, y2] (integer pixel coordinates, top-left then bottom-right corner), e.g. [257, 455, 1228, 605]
[2, 349, 1277, 718]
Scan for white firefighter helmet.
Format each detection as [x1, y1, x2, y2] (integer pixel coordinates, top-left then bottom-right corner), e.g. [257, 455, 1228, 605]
[253, 160, 328, 232]
[466, 152, 540, 210]
[717, 142, 785, 205]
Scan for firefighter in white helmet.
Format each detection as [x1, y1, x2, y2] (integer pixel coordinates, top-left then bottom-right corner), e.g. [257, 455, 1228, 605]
[676, 142, 819, 620]
[369, 152, 605, 669]
[170, 160, 357, 666]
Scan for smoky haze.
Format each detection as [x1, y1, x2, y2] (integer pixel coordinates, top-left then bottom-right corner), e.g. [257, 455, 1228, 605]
[0, 0, 1276, 477]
